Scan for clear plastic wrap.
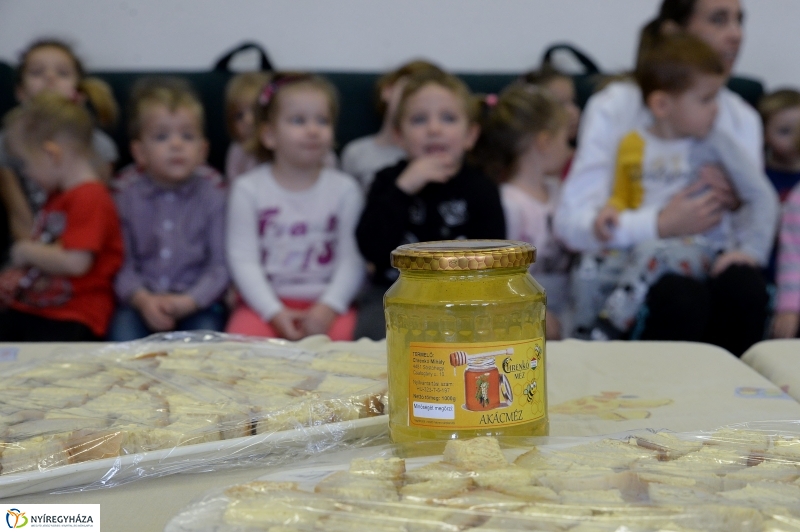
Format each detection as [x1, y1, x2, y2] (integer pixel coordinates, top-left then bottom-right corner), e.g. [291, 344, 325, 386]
[0, 332, 389, 496]
[166, 420, 800, 532]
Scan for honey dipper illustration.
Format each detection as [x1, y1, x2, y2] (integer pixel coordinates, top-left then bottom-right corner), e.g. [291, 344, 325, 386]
[449, 348, 514, 366]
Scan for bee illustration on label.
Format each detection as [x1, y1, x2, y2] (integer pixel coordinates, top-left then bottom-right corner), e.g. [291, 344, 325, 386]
[523, 380, 537, 403]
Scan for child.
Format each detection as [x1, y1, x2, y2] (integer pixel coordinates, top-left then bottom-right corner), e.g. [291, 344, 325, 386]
[224, 71, 271, 182]
[589, 34, 778, 340]
[109, 77, 229, 341]
[759, 89, 800, 202]
[773, 182, 800, 338]
[473, 84, 573, 339]
[355, 70, 506, 340]
[340, 59, 442, 191]
[520, 66, 581, 146]
[0, 92, 123, 341]
[757, 89, 800, 283]
[226, 73, 364, 341]
[0, 39, 119, 245]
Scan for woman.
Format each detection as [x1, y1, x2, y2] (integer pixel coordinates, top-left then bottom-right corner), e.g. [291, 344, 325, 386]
[555, 0, 768, 356]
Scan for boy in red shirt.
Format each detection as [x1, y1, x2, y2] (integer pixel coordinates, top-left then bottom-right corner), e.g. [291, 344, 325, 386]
[0, 92, 123, 340]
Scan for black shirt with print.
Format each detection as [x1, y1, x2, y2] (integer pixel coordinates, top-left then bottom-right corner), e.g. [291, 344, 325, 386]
[356, 160, 506, 286]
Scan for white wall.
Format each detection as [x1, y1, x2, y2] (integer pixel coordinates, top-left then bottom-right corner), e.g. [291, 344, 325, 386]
[0, 0, 797, 90]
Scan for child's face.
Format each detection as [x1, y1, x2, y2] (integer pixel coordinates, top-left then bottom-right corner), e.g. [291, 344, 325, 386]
[397, 84, 478, 164]
[765, 106, 800, 161]
[131, 105, 208, 186]
[232, 94, 257, 142]
[540, 125, 573, 175]
[16, 46, 79, 102]
[544, 77, 580, 141]
[260, 87, 334, 169]
[663, 73, 725, 139]
[12, 141, 60, 193]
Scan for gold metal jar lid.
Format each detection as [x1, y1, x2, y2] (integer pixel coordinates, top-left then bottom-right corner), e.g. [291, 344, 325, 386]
[391, 240, 536, 272]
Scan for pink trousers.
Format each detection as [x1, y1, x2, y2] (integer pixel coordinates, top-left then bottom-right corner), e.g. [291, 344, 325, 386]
[225, 299, 357, 341]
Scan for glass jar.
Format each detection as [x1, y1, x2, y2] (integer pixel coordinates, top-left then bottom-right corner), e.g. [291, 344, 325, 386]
[385, 240, 547, 443]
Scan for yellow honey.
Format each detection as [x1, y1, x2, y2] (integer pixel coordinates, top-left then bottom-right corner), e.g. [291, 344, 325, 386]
[384, 240, 548, 443]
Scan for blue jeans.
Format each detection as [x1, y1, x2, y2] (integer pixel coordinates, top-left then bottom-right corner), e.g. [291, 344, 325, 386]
[106, 303, 228, 341]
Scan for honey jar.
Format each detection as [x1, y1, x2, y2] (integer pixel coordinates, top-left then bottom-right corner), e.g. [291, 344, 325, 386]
[384, 240, 547, 443]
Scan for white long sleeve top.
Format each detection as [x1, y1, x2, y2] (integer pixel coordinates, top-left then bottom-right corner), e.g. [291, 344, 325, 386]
[553, 80, 763, 253]
[226, 164, 365, 321]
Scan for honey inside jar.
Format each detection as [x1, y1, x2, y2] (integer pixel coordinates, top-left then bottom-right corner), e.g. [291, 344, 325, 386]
[384, 240, 547, 443]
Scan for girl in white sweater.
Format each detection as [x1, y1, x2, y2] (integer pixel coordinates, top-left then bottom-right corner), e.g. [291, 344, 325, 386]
[225, 73, 364, 341]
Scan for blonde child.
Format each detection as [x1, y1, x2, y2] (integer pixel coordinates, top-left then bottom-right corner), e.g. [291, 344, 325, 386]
[587, 34, 777, 343]
[226, 73, 364, 341]
[340, 59, 442, 191]
[0, 39, 119, 244]
[224, 71, 271, 182]
[473, 84, 573, 339]
[0, 93, 123, 340]
[355, 70, 506, 340]
[110, 77, 229, 341]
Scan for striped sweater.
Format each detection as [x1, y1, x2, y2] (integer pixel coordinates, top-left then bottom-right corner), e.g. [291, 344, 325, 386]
[777, 183, 800, 312]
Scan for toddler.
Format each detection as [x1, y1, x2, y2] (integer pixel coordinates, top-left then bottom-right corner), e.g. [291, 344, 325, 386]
[520, 66, 581, 146]
[355, 70, 506, 340]
[473, 84, 573, 339]
[340, 59, 442, 191]
[757, 89, 800, 283]
[224, 71, 271, 182]
[0, 39, 119, 245]
[759, 89, 800, 202]
[0, 92, 123, 341]
[109, 77, 229, 341]
[589, 34, 778, 339]
[226, 73, 364, 341]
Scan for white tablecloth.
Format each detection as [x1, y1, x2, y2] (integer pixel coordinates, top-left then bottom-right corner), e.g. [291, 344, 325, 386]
[742, 338, 800, 401]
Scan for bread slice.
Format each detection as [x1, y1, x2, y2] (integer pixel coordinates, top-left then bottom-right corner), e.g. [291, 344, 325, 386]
[442, 437, 508, 470]
[634, 431, 703, 460]
[349, 457, 405, 481]
[399, 476, 472, 502]
[224, 480, 300, 499]
[314, 471, 399, 501]
[723, 460, 800, 490]
[403, 461, 471, 484]
[223, 489, 337, 528]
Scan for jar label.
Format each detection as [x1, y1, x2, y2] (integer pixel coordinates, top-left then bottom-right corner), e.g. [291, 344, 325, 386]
[408, 338, 544, 429]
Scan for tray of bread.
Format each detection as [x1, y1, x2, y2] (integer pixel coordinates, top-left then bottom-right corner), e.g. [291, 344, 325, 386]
[0, 333, 389, 497]
[166, 421, 800, 532]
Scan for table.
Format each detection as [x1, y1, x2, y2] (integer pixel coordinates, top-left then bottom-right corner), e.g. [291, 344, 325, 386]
[3, 339, 800, 531]
[742, 338, 800, 401]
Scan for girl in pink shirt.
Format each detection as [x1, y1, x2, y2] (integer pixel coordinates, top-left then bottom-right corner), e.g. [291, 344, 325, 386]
[473, 84, 573, 339]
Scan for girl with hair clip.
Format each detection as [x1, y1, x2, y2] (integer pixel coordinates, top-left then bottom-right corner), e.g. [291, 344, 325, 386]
[0, 39, 119, 248]
[555, 0, 768, 355]
[0, 92, 123, 341]
[225, 73, 365, 341]
[355, 70, 506, 340]
[340, 59, 443, 191]
[473, 84, 573, 339]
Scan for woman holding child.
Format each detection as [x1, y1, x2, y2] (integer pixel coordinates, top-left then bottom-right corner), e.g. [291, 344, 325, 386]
[555, 0, 771, 356]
